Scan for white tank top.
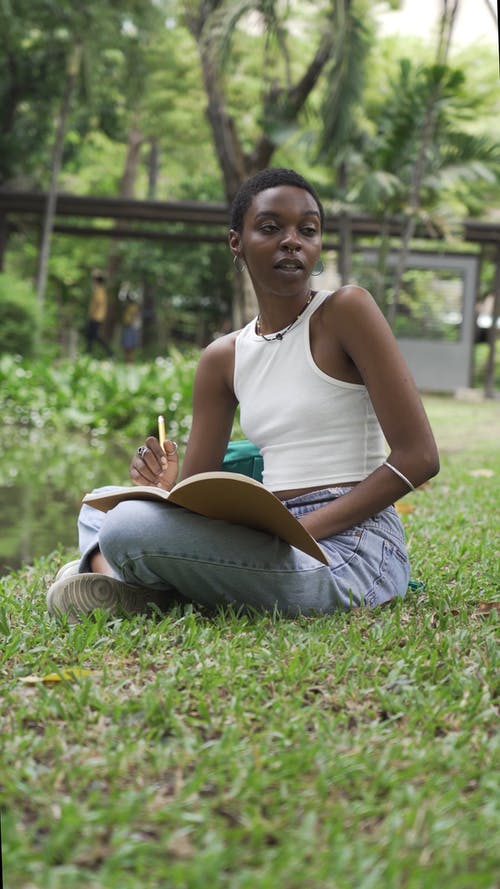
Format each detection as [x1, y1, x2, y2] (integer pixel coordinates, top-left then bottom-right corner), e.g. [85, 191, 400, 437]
[234, 290, 387, 491]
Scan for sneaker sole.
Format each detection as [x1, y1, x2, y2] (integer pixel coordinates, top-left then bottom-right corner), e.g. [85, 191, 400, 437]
[47, 573, 165, 621]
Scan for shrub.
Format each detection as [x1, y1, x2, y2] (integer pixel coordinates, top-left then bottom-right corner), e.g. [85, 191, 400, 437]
[0, 274, 40, 357]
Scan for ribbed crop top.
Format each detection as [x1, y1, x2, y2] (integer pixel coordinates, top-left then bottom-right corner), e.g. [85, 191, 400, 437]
[233, 290, 387, 491]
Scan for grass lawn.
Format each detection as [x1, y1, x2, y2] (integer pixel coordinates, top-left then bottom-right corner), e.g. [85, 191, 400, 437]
[1, 394, 499, 889]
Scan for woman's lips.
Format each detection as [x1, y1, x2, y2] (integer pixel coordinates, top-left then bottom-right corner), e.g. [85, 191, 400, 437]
[274, 258, 304, 270]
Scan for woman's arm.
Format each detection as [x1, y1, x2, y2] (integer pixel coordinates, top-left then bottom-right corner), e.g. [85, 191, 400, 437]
[129, 333, 238, 490]
[300, 286, 440, 540]
[179, 333, 239, 481]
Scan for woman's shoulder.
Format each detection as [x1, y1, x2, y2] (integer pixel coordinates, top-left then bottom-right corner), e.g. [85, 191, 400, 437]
[322, 284, 373, 307]
[315, 284, 375, 324]
[197, 330, 239, 377]
[205, 329, 240, 354]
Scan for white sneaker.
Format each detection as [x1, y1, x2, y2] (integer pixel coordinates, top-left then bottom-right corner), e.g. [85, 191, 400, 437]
[47, 573, 167, 623]
[55, 559, 81, 582]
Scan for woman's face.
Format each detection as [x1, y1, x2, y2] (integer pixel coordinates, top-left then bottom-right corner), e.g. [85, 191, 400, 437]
[231, 185, 322, 295]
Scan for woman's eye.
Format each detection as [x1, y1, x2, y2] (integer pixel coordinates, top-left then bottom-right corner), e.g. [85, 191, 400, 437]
[301, 227, 318, 236]
[261, 224, 279, 233]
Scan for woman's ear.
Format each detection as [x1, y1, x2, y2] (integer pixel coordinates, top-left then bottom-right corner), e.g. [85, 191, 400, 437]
[228, 230, 241, 256]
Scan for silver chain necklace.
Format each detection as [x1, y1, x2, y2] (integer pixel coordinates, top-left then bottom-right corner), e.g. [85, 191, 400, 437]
[255, 291, 313, 341]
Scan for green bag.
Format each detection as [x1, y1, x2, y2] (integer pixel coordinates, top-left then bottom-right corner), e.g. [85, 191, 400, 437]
[221, 439, 263, 482]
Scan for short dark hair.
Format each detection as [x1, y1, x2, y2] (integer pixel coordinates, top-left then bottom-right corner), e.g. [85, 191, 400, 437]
[230, 168, 325, 233]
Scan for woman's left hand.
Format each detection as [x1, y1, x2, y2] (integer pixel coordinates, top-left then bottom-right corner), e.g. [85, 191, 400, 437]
[130, 435, 179, 491]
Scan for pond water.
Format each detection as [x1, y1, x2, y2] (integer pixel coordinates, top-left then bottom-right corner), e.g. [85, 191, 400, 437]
[0, 431, 136, 577]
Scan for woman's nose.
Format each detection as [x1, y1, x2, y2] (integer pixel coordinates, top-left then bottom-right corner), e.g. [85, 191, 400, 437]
[280, 231, 301, 252]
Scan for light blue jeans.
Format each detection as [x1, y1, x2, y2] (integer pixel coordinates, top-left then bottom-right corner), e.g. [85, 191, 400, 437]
[77, 486, 410, 616]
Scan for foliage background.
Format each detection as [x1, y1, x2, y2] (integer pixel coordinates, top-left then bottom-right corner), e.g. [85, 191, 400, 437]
[1, 0, 499, 356]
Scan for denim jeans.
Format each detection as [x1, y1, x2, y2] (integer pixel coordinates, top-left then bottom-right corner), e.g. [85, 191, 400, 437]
[77, 486, 410, 616]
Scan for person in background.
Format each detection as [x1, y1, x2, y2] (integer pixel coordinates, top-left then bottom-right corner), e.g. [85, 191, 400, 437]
[48, 167, 439, 622]
[119, 283, 142, 363]
[86, 269, 112, 357]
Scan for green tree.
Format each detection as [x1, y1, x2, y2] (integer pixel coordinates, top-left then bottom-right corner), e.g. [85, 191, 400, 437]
[0, 273, 40, 356]
[0, 1, 67, 186]
[315, 0, 375, 284]
[353, 57, 500, 312]
[35, 42, 83, 317]
[1, 1, 167, 320]
[181, 0, 353, 322]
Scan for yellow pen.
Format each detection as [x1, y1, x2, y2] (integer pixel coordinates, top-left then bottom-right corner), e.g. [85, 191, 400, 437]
[158, 414, 166, 453]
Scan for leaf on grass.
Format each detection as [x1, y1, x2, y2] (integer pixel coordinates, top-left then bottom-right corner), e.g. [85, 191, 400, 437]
[475, 601, 500, 617]
[19, 667, 93, 685]
[166, 833, 195, 859]
[469, 468, 495, 478]
[396, 502, 416, 514]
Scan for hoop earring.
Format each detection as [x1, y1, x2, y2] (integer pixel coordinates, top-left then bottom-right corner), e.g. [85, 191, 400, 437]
[311, 258, 324, 276]
[233, 254, 246, 273]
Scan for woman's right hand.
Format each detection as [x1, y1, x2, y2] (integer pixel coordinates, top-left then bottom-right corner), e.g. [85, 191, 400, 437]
[130, 435, 179, 490]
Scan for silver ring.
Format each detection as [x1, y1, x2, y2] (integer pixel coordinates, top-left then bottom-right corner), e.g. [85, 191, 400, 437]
[137, 446, 148, 459]
[166, 442, 178, 456]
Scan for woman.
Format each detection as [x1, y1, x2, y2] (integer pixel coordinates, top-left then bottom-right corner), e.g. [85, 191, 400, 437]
[47, 168, 439, 621]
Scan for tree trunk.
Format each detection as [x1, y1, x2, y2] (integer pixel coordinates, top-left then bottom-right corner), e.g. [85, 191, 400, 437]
[232, 273, 257, 330]
[484, 244, 500, 398]
[119, 126, 144, 198]
[0, 213, 7, 272]
[388, 0, 460, 328]
[374, 222, 391, 313]
[337, 213, 353, 286]
[386, 214, 417, 327]
[199, 42, 247, 202]
[103, 122, 145, 343]
[483, 0, 498, 23]
[35, 42, 82, 314]
[337, 161, 352, 285]
[147, 138, 160, 200]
